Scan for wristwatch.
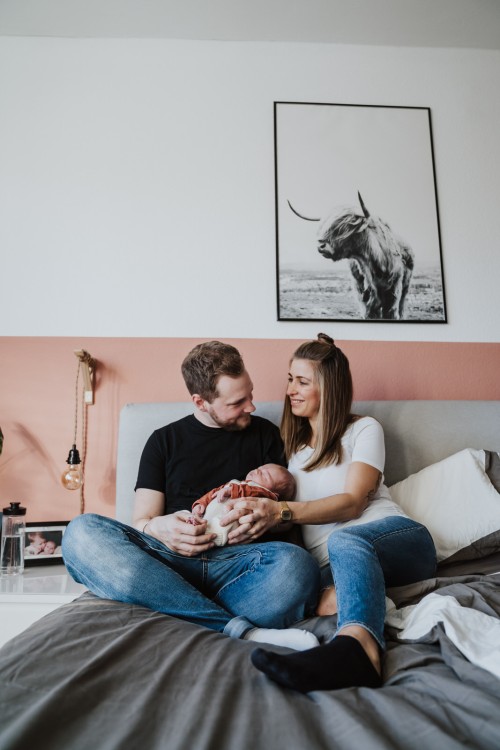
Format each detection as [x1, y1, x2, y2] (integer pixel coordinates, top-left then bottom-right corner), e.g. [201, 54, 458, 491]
[279, 500, 293, 523]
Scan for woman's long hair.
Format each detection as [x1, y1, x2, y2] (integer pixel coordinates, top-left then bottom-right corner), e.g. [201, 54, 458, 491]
[281, 333, 356, 471]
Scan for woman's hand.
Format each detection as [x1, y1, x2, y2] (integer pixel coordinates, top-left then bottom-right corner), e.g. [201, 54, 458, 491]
[221, 497, 281, 545]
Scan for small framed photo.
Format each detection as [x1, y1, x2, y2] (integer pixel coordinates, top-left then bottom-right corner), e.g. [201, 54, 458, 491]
[23, 522, 69, 566]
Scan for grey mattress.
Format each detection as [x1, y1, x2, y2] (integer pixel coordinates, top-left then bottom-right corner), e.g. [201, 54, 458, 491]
[1, 566, 500, 750]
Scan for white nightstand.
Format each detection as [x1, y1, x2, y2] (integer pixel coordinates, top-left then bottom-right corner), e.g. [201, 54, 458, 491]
[0, 565, 87, 648]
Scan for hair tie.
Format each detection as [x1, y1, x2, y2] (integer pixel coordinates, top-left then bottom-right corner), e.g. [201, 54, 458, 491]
[317, 333, 335, 346]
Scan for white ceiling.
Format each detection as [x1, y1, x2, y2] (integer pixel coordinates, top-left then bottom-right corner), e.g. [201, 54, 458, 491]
[1, 0, 500, 49]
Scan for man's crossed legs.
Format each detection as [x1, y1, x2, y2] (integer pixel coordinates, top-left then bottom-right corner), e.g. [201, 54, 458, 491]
[62, 513, 321, 650]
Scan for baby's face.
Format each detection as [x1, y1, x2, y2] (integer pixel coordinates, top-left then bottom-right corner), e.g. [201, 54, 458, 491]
[43, 541, 56, 554]
[29, 534, 45, 550]
[246, 464, 280, 489]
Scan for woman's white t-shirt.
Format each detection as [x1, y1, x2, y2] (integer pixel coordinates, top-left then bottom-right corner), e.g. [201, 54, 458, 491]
[288, 416, 407, 567]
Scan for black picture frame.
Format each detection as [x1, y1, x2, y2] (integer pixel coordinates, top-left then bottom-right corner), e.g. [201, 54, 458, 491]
[274, 101, 447, 323]
[23, 521, 69, 566]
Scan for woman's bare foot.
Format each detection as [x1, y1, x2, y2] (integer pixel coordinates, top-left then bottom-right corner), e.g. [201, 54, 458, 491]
[316, 585, 338, 616]
[337, 624, 381, 675]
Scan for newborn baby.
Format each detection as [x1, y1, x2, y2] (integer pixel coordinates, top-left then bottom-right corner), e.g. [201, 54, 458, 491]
[189, 463, 296, 546]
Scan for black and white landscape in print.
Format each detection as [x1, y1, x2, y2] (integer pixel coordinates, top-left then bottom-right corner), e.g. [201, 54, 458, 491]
[274, 102, 447, 323]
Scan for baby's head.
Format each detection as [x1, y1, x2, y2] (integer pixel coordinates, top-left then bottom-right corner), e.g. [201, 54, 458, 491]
[42, 540, 57, 555]
[245, 464, 296, 501]
[28, 532, 46, 550]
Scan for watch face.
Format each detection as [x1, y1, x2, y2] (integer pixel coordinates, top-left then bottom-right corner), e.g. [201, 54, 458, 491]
[281, 509, 292, 522]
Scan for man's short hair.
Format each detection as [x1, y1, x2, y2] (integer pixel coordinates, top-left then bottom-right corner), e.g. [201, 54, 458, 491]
[181, 341, 245, 402]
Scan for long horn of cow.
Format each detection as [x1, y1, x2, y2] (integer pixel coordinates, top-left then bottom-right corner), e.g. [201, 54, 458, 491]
[358, 191, 370, 218]
[287, 200, 321, 222]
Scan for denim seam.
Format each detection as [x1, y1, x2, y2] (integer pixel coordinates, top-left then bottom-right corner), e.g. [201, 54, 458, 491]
[370, 524, 428, 545]
[216, 567, 257, 599]
[208, 549, 265, 562]
[214, 550, 262, 599]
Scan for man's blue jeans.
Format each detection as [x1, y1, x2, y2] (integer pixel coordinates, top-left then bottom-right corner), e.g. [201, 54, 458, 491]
[62, 514, 321, 638]
[321, 515, 437, 649]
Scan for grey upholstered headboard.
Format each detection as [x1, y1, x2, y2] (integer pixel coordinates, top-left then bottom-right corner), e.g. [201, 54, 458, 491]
[115, 400, 500, 525]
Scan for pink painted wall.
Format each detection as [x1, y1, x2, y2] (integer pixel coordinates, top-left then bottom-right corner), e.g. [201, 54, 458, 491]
[1, 336, 499, 523]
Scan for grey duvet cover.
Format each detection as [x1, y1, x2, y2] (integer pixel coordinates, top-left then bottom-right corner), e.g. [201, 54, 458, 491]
[1, 571, 500, 750]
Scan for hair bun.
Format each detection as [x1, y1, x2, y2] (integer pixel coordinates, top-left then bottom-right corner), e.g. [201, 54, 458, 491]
[317, 333, 335, 346]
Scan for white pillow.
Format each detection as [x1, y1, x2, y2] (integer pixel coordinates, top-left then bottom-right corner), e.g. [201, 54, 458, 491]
[389, 449, 500, 562]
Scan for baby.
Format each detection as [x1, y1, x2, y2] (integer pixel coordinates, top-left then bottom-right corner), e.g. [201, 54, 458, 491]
[41, 539, 58, 555]
[189, 463, 296, 546]
[24, 532, 47, 556]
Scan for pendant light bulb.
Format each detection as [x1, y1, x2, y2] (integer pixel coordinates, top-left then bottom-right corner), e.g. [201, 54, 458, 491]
[61, 444, 84, 490]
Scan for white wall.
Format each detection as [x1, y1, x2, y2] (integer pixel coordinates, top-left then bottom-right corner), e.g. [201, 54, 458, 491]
[1, 37, 499, 342]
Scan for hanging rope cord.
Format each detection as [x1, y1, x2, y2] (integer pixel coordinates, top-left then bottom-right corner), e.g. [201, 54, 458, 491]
[72, 359, 80, 446]
[80, 384, 88, 516]
[71, 357, 89, 515]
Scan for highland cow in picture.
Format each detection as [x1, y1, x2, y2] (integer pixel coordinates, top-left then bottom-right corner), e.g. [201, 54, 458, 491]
[288, 193, 414, 320]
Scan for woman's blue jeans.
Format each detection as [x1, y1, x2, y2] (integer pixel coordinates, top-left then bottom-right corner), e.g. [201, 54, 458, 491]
[62, 513, 321, 638]
[322, 516, 437, 649]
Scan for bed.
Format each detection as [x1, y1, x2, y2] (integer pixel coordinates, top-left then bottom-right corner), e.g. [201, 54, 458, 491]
[1, 400, 500, 750]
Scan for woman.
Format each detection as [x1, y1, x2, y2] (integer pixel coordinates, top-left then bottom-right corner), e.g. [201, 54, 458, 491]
[250, 333, 437, 692]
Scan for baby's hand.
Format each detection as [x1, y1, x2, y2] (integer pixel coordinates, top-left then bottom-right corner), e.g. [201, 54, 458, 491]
[214, 485, 232, 504]
[192, 505, 205, 519]
[186, 511, 204, 526]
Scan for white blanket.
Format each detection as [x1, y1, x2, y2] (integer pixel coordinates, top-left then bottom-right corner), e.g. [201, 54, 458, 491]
[385, 592, 500, 679]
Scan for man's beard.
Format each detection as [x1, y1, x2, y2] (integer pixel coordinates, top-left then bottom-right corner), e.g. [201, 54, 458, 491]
[205, 407, 251, 431]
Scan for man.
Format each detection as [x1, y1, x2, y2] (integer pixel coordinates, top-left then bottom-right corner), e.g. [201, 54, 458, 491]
[63, 341, 320, 650]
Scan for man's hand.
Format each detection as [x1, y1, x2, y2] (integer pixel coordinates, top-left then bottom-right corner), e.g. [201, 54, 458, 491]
[147, 511, 216, 557]
[221, 497, 281, 545]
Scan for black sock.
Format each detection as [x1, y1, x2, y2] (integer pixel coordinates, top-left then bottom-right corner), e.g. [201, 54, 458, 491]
[250, 635, 382, 693]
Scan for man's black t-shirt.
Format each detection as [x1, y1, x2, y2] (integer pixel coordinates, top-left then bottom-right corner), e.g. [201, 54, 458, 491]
[135, 414, 286, 515]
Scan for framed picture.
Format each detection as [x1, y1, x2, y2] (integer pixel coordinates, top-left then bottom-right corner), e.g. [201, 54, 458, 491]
[23, 522, 69, 566]
[274, 101, 447, 322]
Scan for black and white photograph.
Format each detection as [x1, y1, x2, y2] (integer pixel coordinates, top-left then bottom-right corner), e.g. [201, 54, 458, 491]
[275, 101, 447, 322]
[23, 522, 68, 566]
